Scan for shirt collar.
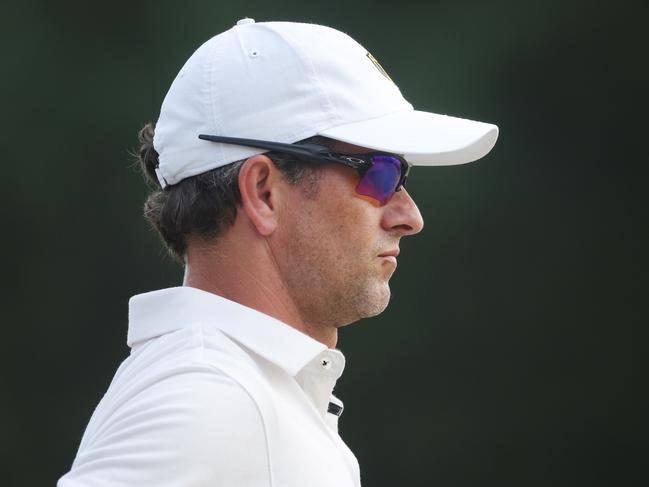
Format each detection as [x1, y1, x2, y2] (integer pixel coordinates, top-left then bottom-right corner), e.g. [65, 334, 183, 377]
[127, 286, 331, 377]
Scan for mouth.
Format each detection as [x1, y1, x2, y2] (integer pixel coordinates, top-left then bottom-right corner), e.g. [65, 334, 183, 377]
[378, 249, 400, 265]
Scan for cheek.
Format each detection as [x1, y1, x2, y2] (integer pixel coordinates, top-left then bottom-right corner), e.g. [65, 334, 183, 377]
[318, 201, 370, 246]
[336, 198, 382, 247]
[285, 168, 383, 259]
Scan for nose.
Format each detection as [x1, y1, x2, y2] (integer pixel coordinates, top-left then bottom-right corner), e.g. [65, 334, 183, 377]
[381, 188, 424, 236]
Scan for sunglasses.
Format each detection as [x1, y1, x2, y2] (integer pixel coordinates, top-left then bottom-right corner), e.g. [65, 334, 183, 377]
[198, 134, 411, 205]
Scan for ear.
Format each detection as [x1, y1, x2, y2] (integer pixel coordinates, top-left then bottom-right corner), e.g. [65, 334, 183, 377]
[238, 155, 284, 237]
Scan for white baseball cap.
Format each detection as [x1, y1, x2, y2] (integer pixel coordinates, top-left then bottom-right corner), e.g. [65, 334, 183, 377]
[153, 18, 499, 188]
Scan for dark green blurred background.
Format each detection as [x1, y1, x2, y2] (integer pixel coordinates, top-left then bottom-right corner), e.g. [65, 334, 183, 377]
[2, 0, 647, 485]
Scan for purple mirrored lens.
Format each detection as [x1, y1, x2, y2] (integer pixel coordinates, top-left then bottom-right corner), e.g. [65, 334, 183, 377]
[355, 156, 401, 204]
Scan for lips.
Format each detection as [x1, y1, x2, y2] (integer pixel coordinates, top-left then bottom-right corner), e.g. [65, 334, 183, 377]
[378, 249, 400, 266]
[378, 249, 400, 258]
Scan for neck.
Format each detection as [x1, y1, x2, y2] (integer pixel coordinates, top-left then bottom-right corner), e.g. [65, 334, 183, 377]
[182, 230, 338, 349]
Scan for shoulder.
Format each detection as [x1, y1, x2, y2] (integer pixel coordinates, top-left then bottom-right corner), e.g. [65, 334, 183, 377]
[61, 354, 272, 486]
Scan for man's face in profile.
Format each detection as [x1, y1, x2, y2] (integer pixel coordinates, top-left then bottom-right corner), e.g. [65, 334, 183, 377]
[270, 140, 424, 330]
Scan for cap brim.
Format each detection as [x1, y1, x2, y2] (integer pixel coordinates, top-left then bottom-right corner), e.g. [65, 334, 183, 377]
[318, 109, 499, 166]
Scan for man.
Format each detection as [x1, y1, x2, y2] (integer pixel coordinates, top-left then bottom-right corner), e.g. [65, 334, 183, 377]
[59, 19, 497, 486]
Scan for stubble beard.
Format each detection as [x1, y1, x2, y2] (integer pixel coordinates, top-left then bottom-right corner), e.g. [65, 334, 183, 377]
[281, 240, 392, 329]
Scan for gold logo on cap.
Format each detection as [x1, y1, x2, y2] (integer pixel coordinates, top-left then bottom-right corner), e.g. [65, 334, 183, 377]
[366, 52, 394, 84]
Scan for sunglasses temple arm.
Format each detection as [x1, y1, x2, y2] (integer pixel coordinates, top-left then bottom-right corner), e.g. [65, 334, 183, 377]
[198, 134, 329, 163]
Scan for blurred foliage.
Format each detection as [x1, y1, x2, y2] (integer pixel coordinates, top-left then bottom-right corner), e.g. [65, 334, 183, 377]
[1, 0, 647, 485]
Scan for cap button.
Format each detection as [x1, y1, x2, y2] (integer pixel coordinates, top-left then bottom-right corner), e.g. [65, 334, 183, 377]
[236, 18, 255, 26]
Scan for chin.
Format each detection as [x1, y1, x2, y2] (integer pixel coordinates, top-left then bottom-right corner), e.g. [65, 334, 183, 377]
[332, 280, 391, 327]
[358, 283, 392, 319]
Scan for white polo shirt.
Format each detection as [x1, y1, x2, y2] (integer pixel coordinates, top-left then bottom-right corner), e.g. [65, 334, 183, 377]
[59, 286, 361, 487]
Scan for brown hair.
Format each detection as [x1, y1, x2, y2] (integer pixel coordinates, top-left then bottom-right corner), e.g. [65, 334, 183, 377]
[136, 123, 330, 263]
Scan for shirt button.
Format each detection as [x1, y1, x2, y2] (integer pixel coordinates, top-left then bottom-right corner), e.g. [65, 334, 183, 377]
[320, 356, 333, 370]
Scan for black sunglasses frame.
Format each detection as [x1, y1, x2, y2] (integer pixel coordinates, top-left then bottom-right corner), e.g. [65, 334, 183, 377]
[198, 134, 411, 194]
